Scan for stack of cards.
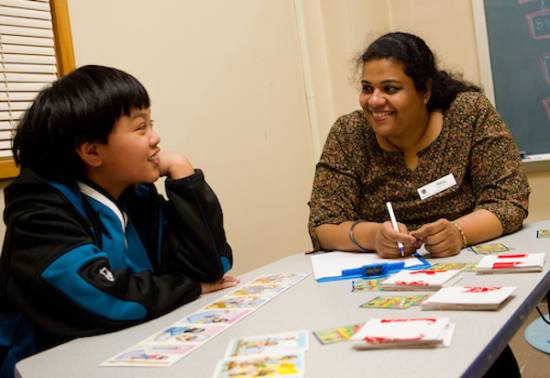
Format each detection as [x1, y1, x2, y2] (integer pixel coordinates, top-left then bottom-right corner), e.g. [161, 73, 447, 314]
[422, 286, 516, 310]
[351, 317, 454, 349]
[380, 269, 461, 291]
[213, 330, 308, 377]
[100, 272, 310, 367]
[476, 253, 545, 273]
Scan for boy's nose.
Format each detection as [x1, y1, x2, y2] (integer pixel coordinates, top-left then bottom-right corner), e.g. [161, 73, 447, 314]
[151, 130, 161, 146]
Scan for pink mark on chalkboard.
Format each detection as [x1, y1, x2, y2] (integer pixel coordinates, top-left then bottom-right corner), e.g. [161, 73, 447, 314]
[525, 9, 550, 40]
[517, 0, 536, 4]
[542, 53, 550, 84]
[543, 97, 550, 123]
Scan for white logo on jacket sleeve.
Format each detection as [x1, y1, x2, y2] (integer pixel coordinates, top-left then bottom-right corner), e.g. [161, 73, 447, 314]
[99, 267, 115, 282]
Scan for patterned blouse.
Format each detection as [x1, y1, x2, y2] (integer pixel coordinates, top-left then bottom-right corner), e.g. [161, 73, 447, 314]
[308, 91, 530, 250]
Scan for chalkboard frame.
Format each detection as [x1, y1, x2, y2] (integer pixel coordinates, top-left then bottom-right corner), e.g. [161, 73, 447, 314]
[472, 0, 550, 172]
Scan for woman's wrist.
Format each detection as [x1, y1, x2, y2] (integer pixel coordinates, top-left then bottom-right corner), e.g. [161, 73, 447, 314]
[451, 221, 468, 249]
[349, 220, 369, 252]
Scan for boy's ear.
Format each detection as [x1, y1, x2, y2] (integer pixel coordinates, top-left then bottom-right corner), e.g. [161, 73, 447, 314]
[76, 142, 102, 167]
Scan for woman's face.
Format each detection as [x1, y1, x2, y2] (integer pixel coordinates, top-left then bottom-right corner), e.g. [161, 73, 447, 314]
[359, 59, 429, 142]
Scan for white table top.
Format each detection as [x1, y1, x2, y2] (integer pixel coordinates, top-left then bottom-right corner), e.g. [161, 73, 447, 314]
[15, 221, 550, 378]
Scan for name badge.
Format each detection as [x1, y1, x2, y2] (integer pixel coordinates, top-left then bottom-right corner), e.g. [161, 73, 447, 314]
[417, 173, 457, 200]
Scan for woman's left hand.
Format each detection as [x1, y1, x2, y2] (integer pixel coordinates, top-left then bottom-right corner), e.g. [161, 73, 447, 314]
[410, 219, 463, 258]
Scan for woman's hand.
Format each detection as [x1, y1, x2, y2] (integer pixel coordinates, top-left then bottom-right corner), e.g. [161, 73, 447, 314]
[200, 275, 240, 294]
[410, 219, 463, 258]
[375, 221, 419, 258]
[157, 151, 195, 179]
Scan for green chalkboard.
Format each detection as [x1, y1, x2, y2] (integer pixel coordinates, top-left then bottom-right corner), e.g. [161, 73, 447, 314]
[484, 0, 550, 156]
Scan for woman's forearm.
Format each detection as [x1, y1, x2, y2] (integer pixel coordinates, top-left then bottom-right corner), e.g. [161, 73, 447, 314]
[454, 209, 503, 247]
[315, 221, 381, 251]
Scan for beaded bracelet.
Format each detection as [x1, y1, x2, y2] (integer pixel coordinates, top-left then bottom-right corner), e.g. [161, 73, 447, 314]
[349, 220, 369, 252]
[451, 221, 468, 249]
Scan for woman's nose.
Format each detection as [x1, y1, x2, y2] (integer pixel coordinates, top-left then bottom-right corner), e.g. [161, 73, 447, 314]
[368, 90, 386, 106]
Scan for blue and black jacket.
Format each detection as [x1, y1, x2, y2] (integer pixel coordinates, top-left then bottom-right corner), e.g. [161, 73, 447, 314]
[0, 167, 232, 377]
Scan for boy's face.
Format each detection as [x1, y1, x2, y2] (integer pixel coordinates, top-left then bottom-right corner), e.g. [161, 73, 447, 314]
[95, 107, 161, 194]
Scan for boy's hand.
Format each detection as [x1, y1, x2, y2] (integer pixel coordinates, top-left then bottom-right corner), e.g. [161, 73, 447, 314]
[200, 275, 240, 294]
[157, 151, 194, 179]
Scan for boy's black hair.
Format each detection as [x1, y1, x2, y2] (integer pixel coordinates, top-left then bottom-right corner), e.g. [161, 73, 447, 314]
[358, 32, 481, 112]
[12, 65, 150, 182]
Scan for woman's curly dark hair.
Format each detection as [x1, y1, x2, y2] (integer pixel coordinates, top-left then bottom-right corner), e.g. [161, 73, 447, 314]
[357, 32, 481, 112]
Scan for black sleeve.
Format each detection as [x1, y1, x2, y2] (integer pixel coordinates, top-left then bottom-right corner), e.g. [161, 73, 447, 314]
[161, 169, 233, 282]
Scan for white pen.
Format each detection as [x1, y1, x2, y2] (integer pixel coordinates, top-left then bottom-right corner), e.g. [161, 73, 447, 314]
[386, 201, 405, 257]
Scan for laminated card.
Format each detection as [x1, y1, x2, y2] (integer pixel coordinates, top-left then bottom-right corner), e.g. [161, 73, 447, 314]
[380, 269, 461, 291]
[476, 253, 545, 273]
[422, 286, 516, 310]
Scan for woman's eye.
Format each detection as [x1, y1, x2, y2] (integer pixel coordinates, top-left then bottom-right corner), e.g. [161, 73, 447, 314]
[362, 86, 373, 94]
[384, 86, 399, 94]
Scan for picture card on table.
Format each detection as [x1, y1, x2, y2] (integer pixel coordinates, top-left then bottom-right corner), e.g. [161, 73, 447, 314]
[428, 262, 477, 272]
[351, 278, 382, 292]
[313, 323, 363, 345]
[360, 294, 429, 309]
[225, 330, 308, 357]
[205, 295, 270, 310]
[476, 253, 545, 273]
[380, 269, 461, 291]
[536, 229, 550, 238]
[184, 309, 253, 326]
[351, 317, 454, 349]
[100, 344, 195, 367]
[212, 352, 305, 378]
[421, 286, 516, 310]
[144, 324, 227, 345]
[470, 243, 512, 255]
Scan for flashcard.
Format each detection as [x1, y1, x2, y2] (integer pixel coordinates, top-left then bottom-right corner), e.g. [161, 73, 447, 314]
[351, 317, 451, 349]
[313, 324, 363, 345]
[248, 272, 309, 287]
[144, 324, 226, 344]
[230, 284, 286, 297]
[225, 330, 308, 357]
[428, 262, 477, 272]
[470, 243, 512, 255]
[184, 309, 252, 326]
[360, 294, 428, 309]
[205, 295, 269, 310]
[351, 278, 382, 292]
[213, 352, 305, 378]
[422, 286, 516, 310]
[537, 229, 550, 238]
[101, 344, 194, 367]
[380, 269, 461, 291]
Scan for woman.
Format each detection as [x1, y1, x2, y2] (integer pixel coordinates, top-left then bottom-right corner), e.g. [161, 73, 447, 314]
[308, 32, 529, 259]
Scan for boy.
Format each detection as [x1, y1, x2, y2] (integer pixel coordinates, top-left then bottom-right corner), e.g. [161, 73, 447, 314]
[0, 65, 237, 377]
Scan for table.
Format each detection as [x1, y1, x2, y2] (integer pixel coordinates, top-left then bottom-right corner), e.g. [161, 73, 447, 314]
[15, 221, 550, 378]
